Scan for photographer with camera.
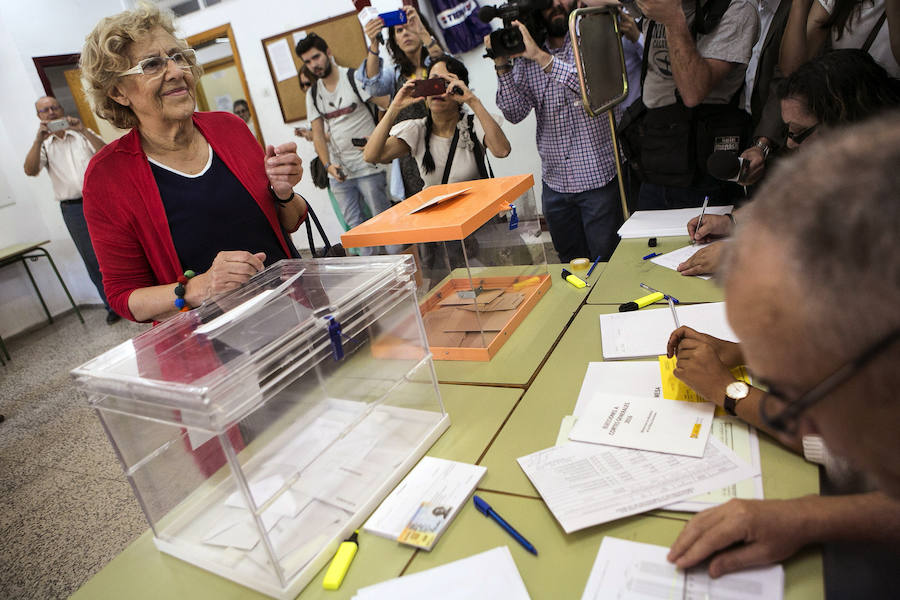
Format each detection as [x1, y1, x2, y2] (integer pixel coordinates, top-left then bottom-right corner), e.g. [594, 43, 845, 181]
[489, 0, 620, 264]
[620, 0, 760, 209]
[23, 96, 119, 324]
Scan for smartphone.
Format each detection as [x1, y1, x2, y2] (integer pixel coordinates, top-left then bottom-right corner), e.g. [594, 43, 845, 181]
[351, 138, 368, 148]
[411, 78, 448, 98]
[379, 9, 408, 27]
[47, 118, 69, 133]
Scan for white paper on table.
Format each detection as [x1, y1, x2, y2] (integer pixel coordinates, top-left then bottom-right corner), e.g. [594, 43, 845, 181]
[599, 302, 739, 360]
[665, 416, 764, 511]
[617, 206, 734, 239]
[517, 437, 756, 533]
[650, 243, 713, 280]
[352, 546, 531, 600]
[581, 537, 783, 600]
[364, 457, 485, 544]
[408, 187, 472, 214]
[573, 362, 664, 417]
[568, 393, 715, 458]
[267, 38, 298, 83]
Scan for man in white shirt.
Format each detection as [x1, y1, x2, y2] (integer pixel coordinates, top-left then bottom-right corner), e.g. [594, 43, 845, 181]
[23, 96, 118, 324]
[296, 34, 391, 256]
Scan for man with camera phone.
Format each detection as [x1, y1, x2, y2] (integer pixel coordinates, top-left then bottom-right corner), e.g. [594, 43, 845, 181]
[22, 96, 118, 324]
[489, 0, 620, 264]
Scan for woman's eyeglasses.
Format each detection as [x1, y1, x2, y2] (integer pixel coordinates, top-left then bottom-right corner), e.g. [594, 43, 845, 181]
[786, 123, 818, 145]
[119, 49, 197, 78]
[299, 80, 312, 90]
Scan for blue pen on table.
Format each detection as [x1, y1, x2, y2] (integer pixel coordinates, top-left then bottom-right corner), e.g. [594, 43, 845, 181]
[642, 252, 661, 260]
[639, 282, 680, 304]
[473, 495, 537, 555]
[586, 254, 602, 278]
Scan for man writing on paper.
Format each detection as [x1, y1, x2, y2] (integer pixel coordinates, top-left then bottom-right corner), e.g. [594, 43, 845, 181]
[664, 115, 900, 591]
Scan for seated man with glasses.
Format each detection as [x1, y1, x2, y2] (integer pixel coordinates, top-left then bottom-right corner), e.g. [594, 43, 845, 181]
[80, 4, 308, 323]
[661, 114, 900, 592]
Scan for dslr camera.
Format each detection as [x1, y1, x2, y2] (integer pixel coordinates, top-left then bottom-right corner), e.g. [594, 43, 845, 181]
[479, 0, 552, 58]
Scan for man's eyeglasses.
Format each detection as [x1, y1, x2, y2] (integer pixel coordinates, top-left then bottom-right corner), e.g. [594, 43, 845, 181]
[119, 49, 197, 78]
[759, 328, 900, 433]
[787, 123, 818, 145]
[37, 105, 62, 114]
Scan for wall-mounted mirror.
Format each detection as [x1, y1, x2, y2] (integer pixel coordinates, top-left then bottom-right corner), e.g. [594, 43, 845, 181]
[188, 23, 265, 146]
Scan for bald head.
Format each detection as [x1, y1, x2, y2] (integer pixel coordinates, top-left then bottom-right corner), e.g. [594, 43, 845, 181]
[35, 96, 64, 122]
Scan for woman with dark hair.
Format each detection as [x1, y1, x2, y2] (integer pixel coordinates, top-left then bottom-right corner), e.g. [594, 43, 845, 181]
[363, 56, 510, 186]
[778, 48, 900, 149]
[358, 5, 447, 197]
[780, 0, 899, 77]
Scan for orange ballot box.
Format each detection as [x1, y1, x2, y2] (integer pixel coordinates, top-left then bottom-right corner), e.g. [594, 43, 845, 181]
[342, 175, 550, 361]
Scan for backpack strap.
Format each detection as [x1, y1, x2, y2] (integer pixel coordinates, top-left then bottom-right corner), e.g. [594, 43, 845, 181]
[346, 68, 378, 124]
[309, 80, 321, 118]
[440, 126, 462, 185]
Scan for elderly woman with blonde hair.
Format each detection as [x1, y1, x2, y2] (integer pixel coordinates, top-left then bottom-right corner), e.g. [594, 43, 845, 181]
[81, 4, 307, 323]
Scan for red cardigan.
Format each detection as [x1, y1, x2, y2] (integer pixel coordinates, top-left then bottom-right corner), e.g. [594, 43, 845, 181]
[84, 111, 301, 322]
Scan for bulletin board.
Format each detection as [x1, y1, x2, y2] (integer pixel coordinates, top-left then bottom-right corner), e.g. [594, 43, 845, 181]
[261, 11, 368, 123]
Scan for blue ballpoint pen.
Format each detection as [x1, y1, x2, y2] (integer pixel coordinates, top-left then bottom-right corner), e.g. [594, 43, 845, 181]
[473, 495, 538, 555]
[639, 282, 680, 304]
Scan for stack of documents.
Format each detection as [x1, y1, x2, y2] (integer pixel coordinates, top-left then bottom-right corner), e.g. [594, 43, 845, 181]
[599, 302, 739, 359]
[364, 457, 485, 550]
[518, 436, 756, 533]
[582, 537, 784, 600]
[617, 206, 733, 238]
[352, 546, 531, 600]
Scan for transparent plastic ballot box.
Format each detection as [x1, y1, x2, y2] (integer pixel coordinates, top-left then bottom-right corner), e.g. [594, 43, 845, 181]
[341, 174, 550, 362]
[70, 256, 449, 600]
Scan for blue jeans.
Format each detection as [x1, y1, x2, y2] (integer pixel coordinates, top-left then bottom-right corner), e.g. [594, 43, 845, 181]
[330, 172, 391, 256]
[542, 178, 621, 263]
[60, 200, 110, 311]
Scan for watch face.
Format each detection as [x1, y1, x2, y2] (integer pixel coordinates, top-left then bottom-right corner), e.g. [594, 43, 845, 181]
[726, 381, 750, 399]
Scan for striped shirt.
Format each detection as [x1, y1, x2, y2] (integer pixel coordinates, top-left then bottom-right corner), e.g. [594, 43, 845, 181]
[496, 34, 617, 193]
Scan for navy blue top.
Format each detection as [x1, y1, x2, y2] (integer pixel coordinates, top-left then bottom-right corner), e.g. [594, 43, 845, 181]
[150, 150, 297, 273]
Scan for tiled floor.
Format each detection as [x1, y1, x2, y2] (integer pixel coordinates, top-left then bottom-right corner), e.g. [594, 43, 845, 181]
[0, 308, 148, 599]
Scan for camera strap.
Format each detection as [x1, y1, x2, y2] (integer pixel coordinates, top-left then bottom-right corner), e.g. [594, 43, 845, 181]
[441, 114, 493, 185]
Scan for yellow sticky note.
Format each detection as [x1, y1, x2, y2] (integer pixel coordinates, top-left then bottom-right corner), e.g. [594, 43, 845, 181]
[658, 355, 703, 402]
[658, 356, 753, 403]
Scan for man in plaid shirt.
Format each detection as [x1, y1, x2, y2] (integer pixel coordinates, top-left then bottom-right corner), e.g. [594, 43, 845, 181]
[490, 0, 620, 263]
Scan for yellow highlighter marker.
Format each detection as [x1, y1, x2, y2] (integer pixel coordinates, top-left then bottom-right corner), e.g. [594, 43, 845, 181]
[618, 291, 664, 312]
[561, 268, 587, 288]
[323, 530, 359, 590]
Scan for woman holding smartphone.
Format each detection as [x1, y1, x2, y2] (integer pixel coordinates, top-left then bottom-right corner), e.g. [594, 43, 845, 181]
[363, 56, 510, 186]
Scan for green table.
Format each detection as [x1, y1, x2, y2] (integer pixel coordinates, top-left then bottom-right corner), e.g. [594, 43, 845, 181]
[403, 491, 823, 599]
[431, 264, 602, 387]
[477, 305, 822, 598]
[71, 384, 522, 600]
[588, 237, 724, 305]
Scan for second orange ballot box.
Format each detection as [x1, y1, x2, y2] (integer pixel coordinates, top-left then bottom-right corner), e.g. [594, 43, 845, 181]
[341, 174, 549, 361]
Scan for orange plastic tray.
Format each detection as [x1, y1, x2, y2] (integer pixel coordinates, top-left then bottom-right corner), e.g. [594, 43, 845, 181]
[371, 273, 551, 362]
[340, 174, 534, 248]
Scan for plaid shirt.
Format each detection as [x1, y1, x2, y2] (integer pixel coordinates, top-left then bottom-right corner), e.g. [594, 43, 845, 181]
[496, 34, 617, 193]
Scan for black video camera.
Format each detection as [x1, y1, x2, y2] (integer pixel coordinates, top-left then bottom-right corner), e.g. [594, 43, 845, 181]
[479, 0, 552, 58]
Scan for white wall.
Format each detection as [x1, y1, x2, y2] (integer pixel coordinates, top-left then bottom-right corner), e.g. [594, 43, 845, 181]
[0, 0, 543, 338]
[0, 0, 127, 338]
